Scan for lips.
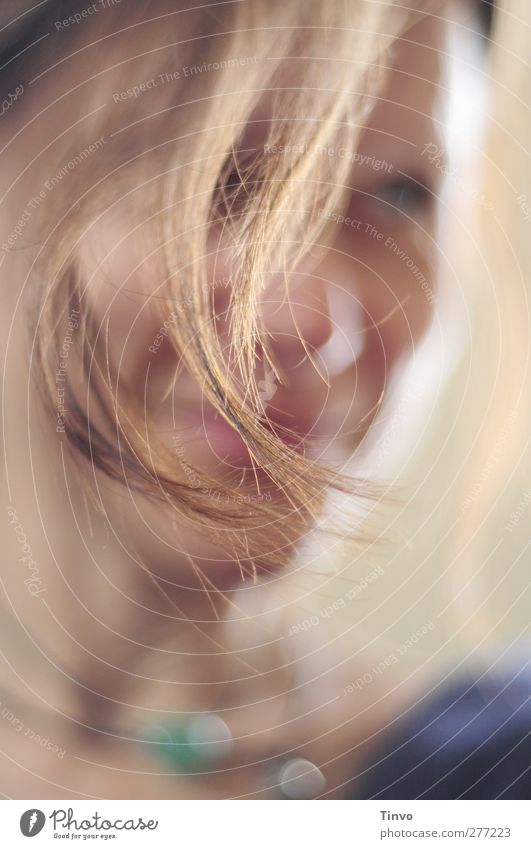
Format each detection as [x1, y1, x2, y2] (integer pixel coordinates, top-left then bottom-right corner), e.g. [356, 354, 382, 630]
[175, 372, 358, 482]
[132, 265, 389, 491]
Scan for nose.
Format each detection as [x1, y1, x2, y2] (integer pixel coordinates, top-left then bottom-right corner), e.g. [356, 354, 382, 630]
[207, 245, 333, 361]
[260, 273, 333, 361]
[208, 251, 365, 387]
[206, 236, 333, 352]
[259, 261, 367, 386]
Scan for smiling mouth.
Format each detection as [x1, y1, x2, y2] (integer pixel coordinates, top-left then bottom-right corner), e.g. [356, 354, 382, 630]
[184, 404, 311, 472]
[160, 353, 372, 479]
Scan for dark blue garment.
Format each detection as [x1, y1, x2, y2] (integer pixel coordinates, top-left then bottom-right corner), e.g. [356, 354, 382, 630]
[350, 664, 531, 799]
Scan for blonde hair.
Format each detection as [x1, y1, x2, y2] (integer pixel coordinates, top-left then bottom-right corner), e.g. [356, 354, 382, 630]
[17, 0, 412, 574]
[5, 0, 531, 794]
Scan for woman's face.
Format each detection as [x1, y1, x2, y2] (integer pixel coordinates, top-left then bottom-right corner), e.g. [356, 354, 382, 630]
[1, 4, 449, 594]
[0, 0, 467, 799]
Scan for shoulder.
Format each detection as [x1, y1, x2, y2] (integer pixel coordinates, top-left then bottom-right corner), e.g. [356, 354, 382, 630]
[349, 662, 531, 799]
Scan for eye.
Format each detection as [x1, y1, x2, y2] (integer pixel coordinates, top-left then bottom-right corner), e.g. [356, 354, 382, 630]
[370, 176, 434, 217]
[214, 148, 260, 220]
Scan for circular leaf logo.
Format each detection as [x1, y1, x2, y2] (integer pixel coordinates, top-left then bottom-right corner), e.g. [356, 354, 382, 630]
[20, 809, 46, 837]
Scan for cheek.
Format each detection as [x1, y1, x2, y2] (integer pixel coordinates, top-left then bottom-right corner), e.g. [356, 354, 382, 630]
[80, 218, 176, 396]
[342, 218, 437, 361]
[312, 206, 437, 432]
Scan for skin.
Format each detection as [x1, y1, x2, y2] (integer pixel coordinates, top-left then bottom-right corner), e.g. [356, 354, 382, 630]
[0, 2, 456, 798]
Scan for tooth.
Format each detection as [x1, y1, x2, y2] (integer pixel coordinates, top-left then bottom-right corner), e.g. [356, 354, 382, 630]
[315, 291, 365, 378]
